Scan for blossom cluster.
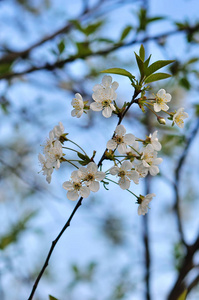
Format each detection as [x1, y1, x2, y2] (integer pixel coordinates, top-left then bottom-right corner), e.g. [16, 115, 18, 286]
[38, 122, 65, 183]
[38, 75, 188, 216]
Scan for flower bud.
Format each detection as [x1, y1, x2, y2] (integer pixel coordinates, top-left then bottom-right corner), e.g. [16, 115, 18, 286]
[157, 116, 166, 125]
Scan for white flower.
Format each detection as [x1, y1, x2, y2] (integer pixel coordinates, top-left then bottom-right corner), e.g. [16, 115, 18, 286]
[173, 107, 189, 128]
[90, 75, 119, 118]
[134, 162, 148, 178]
[45, 140, 63, 170]
[62, 170, 90, 201]
[43, 130, 55, 155]
[141, 144, 163, 176]
[107, 125, 135, 154]
[109, 161, 139, 190]
[138, 193, 156, 216]
[71, 93, 84, 118]
[149, 131, 162, 151]
[126, 140, 140, 156]
[53, 122, 65, 139]
[78, 162, 106, 192]
[38, 153, 53, 183]
[154, 89, 171, 112]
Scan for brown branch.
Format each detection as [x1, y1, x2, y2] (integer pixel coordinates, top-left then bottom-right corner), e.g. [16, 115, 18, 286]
[174, 117, 199, 246]
[1, 24, 199, 81]
[167, 235, 199, 300]
[27, 83, 141, 300]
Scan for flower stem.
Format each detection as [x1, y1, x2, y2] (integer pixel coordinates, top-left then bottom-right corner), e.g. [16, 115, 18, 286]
[67, 139, 88, 156]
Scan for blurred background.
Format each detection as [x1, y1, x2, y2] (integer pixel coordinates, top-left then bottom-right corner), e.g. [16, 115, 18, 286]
[0, 0, 199, 299]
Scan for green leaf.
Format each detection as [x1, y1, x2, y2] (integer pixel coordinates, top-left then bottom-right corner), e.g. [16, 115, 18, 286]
[83, 21, 104, 36]
[120, 25, 133, 41]
[49, 295, 59, 300]
[134, 53, 145, 79]
[146, 60, 175, 77]
[145, 73, 171, 83]
[179, 77, 191, 90]
[101, 68, 135, 80]
[144, 54, 152, 68]
[76, 42, 92, 56]
[139, 44, 145, 61]
[0, 63, 12, 74]
[147, 16, 165, 23]
[57, 40, 65, 54]
[177, 289, 187, 300]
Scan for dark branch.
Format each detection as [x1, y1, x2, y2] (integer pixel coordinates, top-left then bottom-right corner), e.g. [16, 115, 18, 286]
[1, 24, 199, 81]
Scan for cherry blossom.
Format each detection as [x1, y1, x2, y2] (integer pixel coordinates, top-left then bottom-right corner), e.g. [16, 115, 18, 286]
[62, 170, 90, 201]
[107, 125, 135, 154]
[71, 93, 84, 118]
[45, 140, 63, 170]
[173, 107, 189, 128]
[140, 144, 163, 176]
[90, 75, 119, 118]
[38, 153, 53, 184]
[78, 162, 106, 192]
[109, 161, 139, 190]
[138, 193, 156, 216]
[154, 89, 171, 112]
[149, 131, 162, 151]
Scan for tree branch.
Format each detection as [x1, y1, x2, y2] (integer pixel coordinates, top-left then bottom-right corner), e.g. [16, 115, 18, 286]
[1, 24, 199, 81]
[174, 117, 199, 246]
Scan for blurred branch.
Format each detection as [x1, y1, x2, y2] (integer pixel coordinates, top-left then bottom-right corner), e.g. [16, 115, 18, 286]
[1, 24, 199, 81]
[174, 117, 199, 246]
[168, 234, 199, 299]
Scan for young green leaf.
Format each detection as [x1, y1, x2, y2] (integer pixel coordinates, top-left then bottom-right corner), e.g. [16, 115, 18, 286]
[120, 25, 133, 41]
[177, 289, 187, 300]
[146, 60, 175, 77]
[134, 53, 145, 79]
[49, 295, 59, 300]
[145, 72, 171, 83]
[144, 54, 152, 68]
[58, 40, 65, 54]
[139, 44, 145, 61]
[101, 68, 135, 80]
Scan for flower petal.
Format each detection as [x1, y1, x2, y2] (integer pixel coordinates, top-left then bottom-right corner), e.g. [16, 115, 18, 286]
[89, 180, 100, 192]
[67, 190, 79, 201]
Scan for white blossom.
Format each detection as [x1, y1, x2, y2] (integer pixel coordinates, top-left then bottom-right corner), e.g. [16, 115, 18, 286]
[62, 170, 90, 201]
[109, 161, 139, 190]
[90, 75, 119, 118]
[140, 144, 163, 176]
[173, 107, 189, 128]
[71, 93, 84, 118]
[134, 162, 148, 178]
[53, 122, 65, 139]
[149, 131, 162, 151]
[38, 153, 53, 184]
[107, 125, 135, 154]
[78, 162, 106, 192]
[154, 89, 171, 112]
[138, 193, 155, 216]
[45, 140, 63, 170]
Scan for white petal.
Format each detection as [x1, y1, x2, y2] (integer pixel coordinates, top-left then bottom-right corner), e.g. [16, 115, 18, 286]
[111, 81, 119, 90]
[153, 157, 163, 165]
[87, 162, 97, 174]
[89, 181, 100, 192]
[149, 165, 159, 176]
[71, 170, 80, 182]
[119, 177, 130, 190]
[152, 140, 162, 151]
[123, 133, 135, 145]
[127, 170, 139, 184]
[95, 171, 106, 181]
[67, 190, 79, 201]
[80, 186, 90, 198]
[107, 139, 117, 150]
[115, 124, 126, 136]
[154, 103, 161, 112]
[102, 75, 112, 87]
[62, 181, 73, 191]
[93, 84, 102, 92]
[121, 161, 132, 171]
[74, 93, 83, 101]
[78, 167, 87, 178]
[102, 106, 112, 118]
[109, 166, 119, 175]
[90, 102, 103, 111]
[157, 89, 166, 98]
[117, 143, 127, 154]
